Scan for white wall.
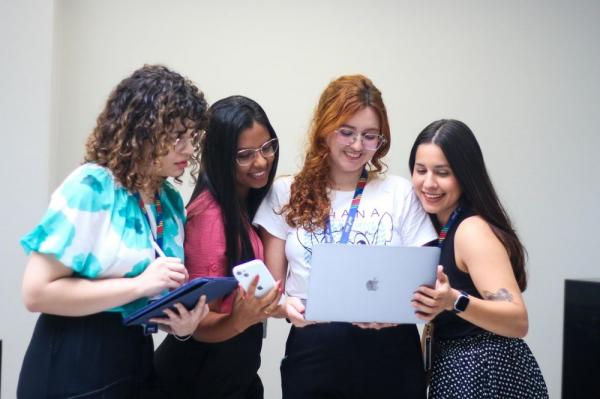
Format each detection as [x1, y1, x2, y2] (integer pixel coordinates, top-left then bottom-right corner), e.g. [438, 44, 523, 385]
[3, 0, 599, 397]
[0, 1, 55, 398]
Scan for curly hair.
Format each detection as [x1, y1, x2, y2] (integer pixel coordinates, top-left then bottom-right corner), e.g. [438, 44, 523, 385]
[84, 64, 209, 194]
[283, 75, 391, 231]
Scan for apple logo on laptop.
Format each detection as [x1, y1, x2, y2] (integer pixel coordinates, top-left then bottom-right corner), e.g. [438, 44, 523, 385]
[366, 277, 379, 291]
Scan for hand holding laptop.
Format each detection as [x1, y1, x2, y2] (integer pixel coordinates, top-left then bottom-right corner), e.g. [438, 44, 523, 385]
[284, 296, 317, 328]
[411, 265, 452, 321]
[354, 266, 451, 329]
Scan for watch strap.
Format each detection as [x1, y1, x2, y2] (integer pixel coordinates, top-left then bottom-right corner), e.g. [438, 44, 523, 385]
[452, 290, 470, 313]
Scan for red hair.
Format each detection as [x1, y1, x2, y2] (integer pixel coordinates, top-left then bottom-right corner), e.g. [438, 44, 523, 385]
[283, 75, 390, 231]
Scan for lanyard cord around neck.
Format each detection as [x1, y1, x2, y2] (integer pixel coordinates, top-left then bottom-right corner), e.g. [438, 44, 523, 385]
[135, 192, 164, 253]
[324, 168, 368, 244]
[437, 207, 462, 249]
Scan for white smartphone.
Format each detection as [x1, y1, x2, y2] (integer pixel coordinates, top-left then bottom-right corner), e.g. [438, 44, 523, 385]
[232, 259, 276, 298]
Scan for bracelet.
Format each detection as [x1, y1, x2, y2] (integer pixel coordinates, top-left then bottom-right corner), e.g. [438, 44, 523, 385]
[173, 334, 192, 342]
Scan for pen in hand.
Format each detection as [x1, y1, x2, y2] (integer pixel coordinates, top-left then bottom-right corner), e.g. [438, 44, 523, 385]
[150, 239, 188, 286]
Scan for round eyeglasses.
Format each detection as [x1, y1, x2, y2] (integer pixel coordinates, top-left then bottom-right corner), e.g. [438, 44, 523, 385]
[173, 131, 200, 152]
[334, 128, 386, 151]
[236, 138, 279, 166]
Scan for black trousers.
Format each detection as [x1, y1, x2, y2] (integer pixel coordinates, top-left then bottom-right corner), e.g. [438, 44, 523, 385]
[281, 323, 426, 399]
[17, 312, 156, 399]
[154, 322, 264, 399]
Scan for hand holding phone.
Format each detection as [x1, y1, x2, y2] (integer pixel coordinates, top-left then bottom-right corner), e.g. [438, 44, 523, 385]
[232, 259, 276, 298]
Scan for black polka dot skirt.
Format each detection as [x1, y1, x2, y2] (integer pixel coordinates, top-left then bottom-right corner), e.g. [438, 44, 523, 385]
[428, 332, 548, 399]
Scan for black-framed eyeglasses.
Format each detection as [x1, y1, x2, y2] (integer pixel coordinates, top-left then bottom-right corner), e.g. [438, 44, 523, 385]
[236, 138, 279, 166]
[334, 128, 386, 151]
[173, 131, 201, 152]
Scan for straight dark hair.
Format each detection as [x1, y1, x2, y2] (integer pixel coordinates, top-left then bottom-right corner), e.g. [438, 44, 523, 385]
[408, 119, 527, 291]
[189, 95, 279, 273]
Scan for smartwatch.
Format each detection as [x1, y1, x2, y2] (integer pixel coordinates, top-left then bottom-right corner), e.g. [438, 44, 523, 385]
[452, 290, 470, 313]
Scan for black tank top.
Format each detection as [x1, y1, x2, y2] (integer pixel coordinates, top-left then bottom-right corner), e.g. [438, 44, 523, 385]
[434, 208, 486, 339]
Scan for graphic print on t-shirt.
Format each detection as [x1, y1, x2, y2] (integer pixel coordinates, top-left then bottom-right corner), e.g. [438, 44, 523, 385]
[297, 208, 394, 264]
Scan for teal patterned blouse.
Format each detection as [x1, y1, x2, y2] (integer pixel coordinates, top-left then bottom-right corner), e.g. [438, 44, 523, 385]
[20, 163, 186, 316]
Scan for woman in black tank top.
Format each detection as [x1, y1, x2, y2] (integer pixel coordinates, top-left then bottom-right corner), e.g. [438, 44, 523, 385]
[408, 120, 548, 399]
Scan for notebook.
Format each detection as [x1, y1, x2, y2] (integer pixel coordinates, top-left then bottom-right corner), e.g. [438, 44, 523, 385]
[305, 244, 440, 324]
[123, 276, 238, 326]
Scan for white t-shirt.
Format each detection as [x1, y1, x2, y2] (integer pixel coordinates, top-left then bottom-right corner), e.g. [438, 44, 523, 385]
[253, 174, 437, 299]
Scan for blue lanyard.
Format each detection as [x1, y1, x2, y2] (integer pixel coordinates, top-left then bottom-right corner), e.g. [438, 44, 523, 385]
[324, 168, 368, 244]
[437, 207, 462, 248]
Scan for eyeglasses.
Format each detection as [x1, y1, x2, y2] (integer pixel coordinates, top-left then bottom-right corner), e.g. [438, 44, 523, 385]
[334, 128, 386, 151]
[236, 138, 279, 166]
[173, 131, 200, 152]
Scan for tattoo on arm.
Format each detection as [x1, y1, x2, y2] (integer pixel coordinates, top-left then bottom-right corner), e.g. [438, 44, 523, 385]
[483, 288, 513, 302]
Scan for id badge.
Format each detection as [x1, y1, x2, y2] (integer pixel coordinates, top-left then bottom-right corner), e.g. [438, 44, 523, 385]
[424, 334, 432, 371]
[421, 322, 434, 371]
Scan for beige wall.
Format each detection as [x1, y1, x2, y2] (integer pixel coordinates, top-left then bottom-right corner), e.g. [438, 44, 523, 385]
[2, 0, 599, 397]
[0, 1, 55, 398]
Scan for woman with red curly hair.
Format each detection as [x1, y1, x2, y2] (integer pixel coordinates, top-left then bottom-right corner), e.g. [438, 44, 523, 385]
[255, 75, 436, 398]
[18, 64, 210, 398]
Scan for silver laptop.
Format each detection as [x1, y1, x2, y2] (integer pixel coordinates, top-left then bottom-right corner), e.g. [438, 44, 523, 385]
[305, 244, 440, 324]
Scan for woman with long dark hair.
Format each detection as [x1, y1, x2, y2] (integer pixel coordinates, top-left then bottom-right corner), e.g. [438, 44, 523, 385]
[154, 95, 282, 399]
[255, 75, 436, 398]
[18, 64, 210, 398]
[410, 119, 548, 398]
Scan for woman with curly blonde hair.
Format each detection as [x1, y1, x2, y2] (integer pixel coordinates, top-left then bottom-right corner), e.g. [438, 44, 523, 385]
[18, 64, 210, 398]
[255, 75, 436, 398]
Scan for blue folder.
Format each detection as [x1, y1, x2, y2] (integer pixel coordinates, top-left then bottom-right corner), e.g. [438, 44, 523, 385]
[123, 276, 238, 326]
